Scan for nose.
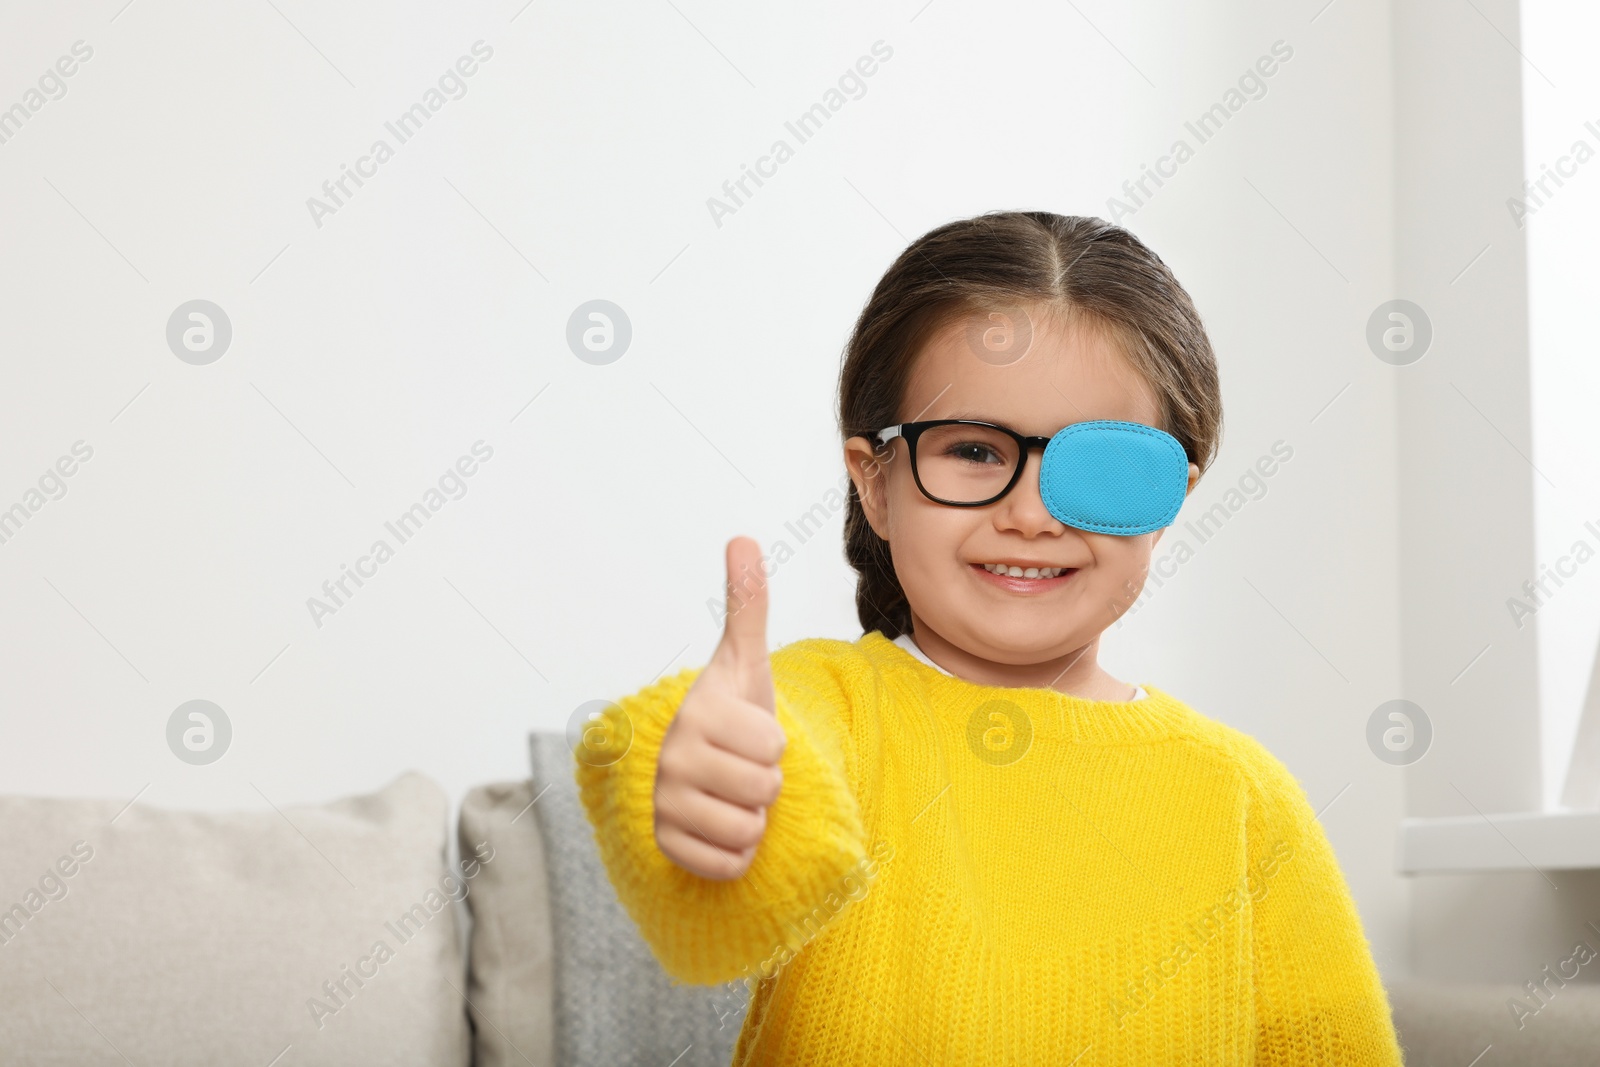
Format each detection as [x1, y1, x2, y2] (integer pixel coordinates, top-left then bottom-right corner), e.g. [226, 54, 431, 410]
[994, 449, 1065, 536]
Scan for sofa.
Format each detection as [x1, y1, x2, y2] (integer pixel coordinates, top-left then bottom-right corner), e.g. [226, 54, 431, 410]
[0, 731, 1594, 1065]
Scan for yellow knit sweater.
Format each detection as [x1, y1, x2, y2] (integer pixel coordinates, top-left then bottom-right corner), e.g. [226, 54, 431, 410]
[576, 631, 1404, 1065]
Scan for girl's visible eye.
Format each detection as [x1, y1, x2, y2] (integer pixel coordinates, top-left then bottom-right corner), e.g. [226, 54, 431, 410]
[946, 441, 1005, 465]
[918, 424, 1018, 475]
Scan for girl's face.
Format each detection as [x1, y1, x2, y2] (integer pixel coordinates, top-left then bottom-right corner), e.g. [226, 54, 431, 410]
[843, 307, 1201, 691]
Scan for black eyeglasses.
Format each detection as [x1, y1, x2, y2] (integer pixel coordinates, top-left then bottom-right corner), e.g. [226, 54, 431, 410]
[868, 419, 1054, 507]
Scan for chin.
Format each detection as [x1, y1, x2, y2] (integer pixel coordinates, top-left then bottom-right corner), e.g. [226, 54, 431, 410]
[953, 620, 1075, 664]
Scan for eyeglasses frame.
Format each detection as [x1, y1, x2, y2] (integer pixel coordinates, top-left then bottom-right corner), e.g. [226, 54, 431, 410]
[869, 419, 1056, 508]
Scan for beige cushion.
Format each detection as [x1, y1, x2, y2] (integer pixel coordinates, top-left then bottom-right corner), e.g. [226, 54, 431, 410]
[1389, 978, 1600, 1065]
[458, 780, 556, 1067]
[0, 772, 470, 1066]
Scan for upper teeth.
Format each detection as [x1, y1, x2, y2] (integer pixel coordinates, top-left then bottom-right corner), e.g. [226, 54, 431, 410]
[983, 564, 1068, 578]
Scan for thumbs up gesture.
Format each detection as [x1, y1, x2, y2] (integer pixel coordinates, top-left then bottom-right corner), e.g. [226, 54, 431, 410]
[654, 537, 786, 880]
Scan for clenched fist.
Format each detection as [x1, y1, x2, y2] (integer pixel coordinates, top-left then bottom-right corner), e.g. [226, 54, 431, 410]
[654, 536, 786, 880]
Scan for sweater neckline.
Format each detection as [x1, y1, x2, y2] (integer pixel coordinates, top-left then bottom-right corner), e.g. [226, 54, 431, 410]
[891, 632, 1150, 702]
[860, 630, 1195, 744]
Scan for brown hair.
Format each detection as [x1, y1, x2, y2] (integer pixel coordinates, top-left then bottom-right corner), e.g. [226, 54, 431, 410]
[837, 211, 1224, 638]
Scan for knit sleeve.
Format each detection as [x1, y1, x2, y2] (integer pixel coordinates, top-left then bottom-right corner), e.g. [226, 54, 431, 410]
[573, 641, 869, 987]
[1242, 743, 1404, 1065]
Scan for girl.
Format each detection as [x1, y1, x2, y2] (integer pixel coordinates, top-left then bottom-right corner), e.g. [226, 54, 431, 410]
[576, 212, 1403, 1064]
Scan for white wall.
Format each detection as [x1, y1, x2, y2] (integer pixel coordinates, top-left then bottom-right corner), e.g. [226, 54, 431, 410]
[1517, 0, 1600, 811]
[1391, 0, 1600, 983]
[0, 1, 1411, 974]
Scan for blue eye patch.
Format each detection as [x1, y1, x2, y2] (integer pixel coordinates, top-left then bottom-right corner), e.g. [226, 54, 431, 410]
[1038, 420, 1189, 535]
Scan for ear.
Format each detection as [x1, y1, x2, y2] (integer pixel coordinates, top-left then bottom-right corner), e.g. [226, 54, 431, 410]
[1152, 464, 1201, 547]
[843, 435, 893, 539]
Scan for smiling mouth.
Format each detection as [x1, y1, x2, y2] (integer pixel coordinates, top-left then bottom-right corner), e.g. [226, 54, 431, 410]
[973, 562, 1077, 581]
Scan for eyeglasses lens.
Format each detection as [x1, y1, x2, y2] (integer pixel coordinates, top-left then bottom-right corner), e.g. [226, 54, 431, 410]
[913, 424, 1021, 504]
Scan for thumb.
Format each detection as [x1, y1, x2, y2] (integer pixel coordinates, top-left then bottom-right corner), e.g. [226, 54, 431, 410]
[718, 535, 774, 711]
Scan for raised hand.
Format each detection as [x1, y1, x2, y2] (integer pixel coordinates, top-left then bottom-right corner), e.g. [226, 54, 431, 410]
[654, 536, 785, 880]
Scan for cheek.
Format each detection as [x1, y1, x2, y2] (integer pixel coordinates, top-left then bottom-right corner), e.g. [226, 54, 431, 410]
[886, 513, 939, 565]
[883, 483, 980, 582]
[1083, 532, 1156, 587]
[881, 466, 932, 538]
